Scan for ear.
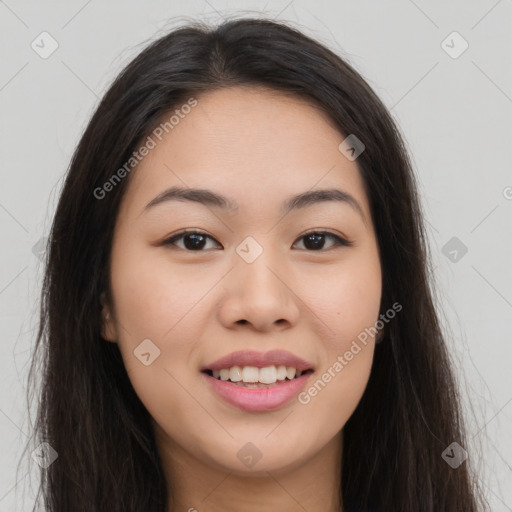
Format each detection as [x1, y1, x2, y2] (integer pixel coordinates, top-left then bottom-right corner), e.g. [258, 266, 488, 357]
[100, 291, 118, 343]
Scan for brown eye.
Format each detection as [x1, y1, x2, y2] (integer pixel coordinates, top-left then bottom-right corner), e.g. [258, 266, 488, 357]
[162, 229, 353, 252]
[162, 230, 222, 251]
[293, 231, 353, 251]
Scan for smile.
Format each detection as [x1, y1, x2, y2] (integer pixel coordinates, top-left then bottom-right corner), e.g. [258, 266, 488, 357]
[201, 368, 314, 411]
[205, 365, 311, 386]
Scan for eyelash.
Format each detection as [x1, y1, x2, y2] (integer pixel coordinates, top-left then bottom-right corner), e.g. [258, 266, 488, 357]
[162, 229, 354, 251]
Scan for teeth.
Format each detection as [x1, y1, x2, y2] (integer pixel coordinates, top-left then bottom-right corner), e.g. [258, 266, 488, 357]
[210, 365, 306, 384]
[242, 366, 259, 383]
[276, 365, 287, 380]
[259, 366, 277, 384]
[229, 366, 242, 382]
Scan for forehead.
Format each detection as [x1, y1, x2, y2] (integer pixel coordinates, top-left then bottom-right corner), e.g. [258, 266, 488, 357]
[119, 86, 370, 222]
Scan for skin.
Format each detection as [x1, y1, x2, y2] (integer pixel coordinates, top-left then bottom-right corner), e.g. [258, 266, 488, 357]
[101, 86, 382, 512]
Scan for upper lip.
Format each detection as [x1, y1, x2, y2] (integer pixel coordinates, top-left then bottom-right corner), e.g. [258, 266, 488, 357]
[201, 349, 315, 372]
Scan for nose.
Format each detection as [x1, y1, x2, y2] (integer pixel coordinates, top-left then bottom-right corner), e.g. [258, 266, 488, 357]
[217, 248, 301, 332]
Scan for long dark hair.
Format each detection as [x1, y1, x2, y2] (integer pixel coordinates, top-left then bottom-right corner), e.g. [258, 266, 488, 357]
[22, 16, 487, 512]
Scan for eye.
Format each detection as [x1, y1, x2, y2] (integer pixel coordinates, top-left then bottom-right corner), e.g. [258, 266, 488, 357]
[162, 229, 353, 251]
[162, 230, 221, 251]
[292, 231, 353, 251]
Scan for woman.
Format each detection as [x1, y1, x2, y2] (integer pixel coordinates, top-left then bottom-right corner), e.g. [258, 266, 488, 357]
[24, 16, 486, 512]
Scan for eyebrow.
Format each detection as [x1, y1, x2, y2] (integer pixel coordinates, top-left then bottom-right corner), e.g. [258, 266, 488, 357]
[143, 186, 366, 222]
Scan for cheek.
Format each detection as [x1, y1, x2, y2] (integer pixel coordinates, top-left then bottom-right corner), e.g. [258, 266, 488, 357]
[332, 273, 381, 343]
[109, 242, 222, 400]
[298, 249, 382, 348]
[110, 241, 217, 339]
[295, 266, 380, 442]
[292, 247, 380, 429]
[108, 247, 207, 424]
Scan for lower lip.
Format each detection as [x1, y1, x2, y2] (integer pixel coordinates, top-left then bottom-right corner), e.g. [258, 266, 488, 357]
[202, 372, 313, 412]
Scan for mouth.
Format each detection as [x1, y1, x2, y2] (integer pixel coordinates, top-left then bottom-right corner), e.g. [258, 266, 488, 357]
[200, 366, 315, 412]
[201, 366, 314, 388]
[200, 349, 315, 411]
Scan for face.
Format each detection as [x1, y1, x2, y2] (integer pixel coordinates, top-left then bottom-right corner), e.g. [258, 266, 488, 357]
[102, 86, 382, 476]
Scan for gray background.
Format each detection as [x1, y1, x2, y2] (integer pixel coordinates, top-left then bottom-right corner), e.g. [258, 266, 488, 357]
[0, 1, 511, 510]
